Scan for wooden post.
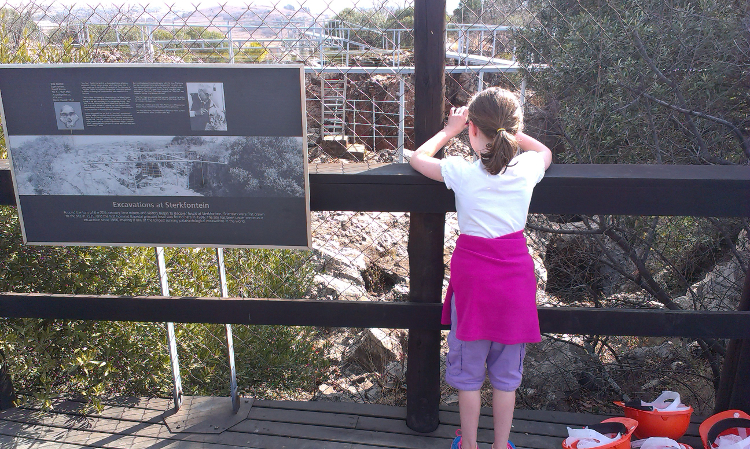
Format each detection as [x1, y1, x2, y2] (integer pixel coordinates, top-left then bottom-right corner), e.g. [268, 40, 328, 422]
[407, 0, 446, 433]
[716, 264, 750, 414]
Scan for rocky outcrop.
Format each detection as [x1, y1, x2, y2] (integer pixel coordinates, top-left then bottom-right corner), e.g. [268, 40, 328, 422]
[673, 230, 748, 311]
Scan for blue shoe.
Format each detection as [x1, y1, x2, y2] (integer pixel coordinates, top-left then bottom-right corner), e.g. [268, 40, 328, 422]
[492, 442, 516, 449]
[451, 429, 462, 449]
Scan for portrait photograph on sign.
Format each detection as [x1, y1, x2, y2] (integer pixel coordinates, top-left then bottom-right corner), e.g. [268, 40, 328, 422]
[0, 64, 310, 248]
[186, 82, 228, 132]
[54, 102, 85, 130]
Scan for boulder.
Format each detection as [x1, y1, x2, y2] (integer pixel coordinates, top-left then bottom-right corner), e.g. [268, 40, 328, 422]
[342, 328, 405, 373]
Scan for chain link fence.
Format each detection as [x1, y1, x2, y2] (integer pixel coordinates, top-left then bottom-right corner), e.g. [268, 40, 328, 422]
[0, 0, 748, 416]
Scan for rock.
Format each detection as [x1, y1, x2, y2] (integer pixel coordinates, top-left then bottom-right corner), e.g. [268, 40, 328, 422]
[309, 211, 412, 302]
[307, 241, 370, 300]
[522, 336, 589, 403]
[345, 143, 366, 161]
[316, 245, 368, 283]
[315, 383, 348, 402]
[385, 361, 406, 380]
[320, 135, 349, 158]
[342, 328, 405, 373]
[672, 232, 747, 311]
[624, 341, 679, 362]
[365, 385, 383, 401]
[313, 274, 368, 301]
[362, 262, 404, 294]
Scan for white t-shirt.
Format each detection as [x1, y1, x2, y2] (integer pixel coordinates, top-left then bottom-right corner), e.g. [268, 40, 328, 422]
[440, 151, 546, 238]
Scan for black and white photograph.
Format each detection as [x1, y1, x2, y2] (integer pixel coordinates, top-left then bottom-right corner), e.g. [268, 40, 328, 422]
[54, 102, 84, 130]
[9, 135, 304, 198]
[186, 82, 227, 131]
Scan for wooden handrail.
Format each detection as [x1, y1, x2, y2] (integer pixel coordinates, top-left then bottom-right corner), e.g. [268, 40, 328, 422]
[1, 292, 750, 338]
[2, 161, 748, 216]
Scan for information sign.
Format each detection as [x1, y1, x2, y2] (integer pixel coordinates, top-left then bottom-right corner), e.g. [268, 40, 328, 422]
[0, 64, 310, 248]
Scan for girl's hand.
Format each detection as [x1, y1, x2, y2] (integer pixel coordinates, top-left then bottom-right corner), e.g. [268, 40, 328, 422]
[409, 106, 468, 182]
[444, 106, 468, 137]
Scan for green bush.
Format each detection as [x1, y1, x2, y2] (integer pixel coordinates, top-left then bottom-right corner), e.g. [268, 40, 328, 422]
[238, 42, 269, 63]
[515, 0, 749, 165]
[0, 206, 329, 409]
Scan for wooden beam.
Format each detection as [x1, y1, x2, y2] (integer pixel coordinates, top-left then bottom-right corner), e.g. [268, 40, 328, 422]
[313, 163, 750, 216]
[407, 0, 446, 434]
[716, 264, 750, 414]
[2, 293, 750, 339]
[2, 161, 748, 217]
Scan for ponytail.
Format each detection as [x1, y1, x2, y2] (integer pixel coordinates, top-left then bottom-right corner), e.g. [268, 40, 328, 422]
[480, 128, 518, 175]
[467, 88, 523, 175]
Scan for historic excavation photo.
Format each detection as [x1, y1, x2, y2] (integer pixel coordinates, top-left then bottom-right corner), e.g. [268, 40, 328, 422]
[10, 135, 304, 198]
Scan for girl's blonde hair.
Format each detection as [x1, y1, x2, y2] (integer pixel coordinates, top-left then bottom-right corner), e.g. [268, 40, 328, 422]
[467, 87, 523, 175]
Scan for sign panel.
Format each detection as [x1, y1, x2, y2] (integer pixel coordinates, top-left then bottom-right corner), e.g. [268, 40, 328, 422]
[0, 64, 310, 248]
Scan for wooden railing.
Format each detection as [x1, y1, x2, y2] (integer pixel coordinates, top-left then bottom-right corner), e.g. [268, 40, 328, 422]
[1, 159, 750, 430]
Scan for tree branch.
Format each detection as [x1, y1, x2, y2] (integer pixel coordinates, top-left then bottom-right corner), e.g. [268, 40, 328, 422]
[639, 91, 750, 161]
[630, 29, 748, 163]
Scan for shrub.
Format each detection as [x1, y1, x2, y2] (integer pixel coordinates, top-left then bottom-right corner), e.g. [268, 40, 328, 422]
[0, 206, 328, 409]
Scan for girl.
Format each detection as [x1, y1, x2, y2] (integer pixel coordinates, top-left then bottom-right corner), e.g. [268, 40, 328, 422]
[409, 87, 552, 449]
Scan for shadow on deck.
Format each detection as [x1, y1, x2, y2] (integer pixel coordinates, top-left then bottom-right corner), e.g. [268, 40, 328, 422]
[0, 396, 704, 449]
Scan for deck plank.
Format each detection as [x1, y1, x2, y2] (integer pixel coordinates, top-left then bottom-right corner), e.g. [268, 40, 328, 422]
[25, 399, 167, 423]
[2, 404, 370, 449]
[0, 418, 207, 448]
[0, 397, 708, 449]
[231, 418, 445, 449]
[254, 399, 407, 419]
[0, 433, 91, 449]
[247, 406, 359, 428]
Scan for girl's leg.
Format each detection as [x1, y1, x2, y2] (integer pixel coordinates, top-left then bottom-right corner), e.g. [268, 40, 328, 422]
[492, 388, 516, 449]
[458, 389, 482, 449]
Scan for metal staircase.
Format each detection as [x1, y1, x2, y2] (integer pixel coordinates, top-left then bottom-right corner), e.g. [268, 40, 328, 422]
[321, 75, 347, 139]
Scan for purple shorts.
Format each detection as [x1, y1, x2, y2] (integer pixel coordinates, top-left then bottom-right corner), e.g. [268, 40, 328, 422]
[445, 296, 526, 392]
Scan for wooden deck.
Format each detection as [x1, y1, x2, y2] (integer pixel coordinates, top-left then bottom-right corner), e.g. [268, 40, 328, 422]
[0, 396, 705, 449]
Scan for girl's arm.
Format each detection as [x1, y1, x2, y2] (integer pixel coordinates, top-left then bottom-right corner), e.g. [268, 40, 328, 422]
[409, 106, 468, 181]
[517, 131, 553, 170]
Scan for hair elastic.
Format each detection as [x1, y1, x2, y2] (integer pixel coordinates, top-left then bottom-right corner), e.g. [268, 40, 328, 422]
[497, 128, 505, 133]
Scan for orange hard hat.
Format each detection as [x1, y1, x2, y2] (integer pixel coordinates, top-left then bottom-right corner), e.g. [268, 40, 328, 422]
[615, 399, 693, 440]
[698, 410, 750, 449]
[563, 417, 639, 449]
[631, 437, 694, 449]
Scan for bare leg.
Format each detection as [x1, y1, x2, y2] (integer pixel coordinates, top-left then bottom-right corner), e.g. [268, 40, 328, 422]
[492, 388, 516, 449]
[458, 389, 482, 449]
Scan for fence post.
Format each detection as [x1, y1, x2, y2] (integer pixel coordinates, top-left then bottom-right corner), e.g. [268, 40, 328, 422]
[406, 0, 446, 433]
[715, 264, 750, 414]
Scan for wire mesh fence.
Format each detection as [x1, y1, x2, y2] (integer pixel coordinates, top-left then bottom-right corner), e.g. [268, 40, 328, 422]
[0, 0, 748, 416]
